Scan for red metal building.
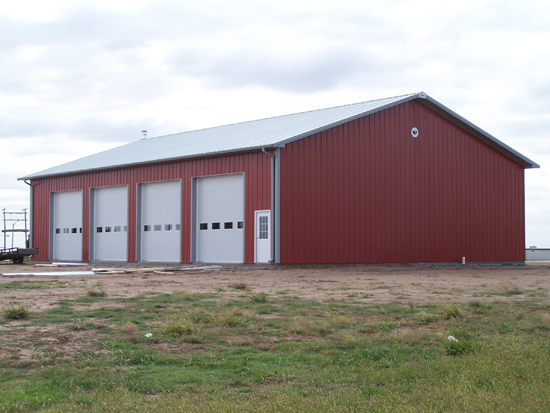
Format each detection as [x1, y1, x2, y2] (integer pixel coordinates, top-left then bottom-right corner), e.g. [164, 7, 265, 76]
[19, 92, 538, 264]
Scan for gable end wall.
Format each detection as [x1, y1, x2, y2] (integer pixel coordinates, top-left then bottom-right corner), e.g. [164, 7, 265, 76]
[279, 100, 525, 264]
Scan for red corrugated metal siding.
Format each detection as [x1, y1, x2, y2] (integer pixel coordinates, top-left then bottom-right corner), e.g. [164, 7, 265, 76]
[30, 151, 271, 263]
[279, 100, 526, 264]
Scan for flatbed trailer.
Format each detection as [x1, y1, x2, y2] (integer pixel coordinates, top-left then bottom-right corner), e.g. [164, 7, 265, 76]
[0, 247, 39, 264]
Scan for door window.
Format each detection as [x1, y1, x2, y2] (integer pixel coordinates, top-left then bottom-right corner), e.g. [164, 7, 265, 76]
[259, 216, 269, 239]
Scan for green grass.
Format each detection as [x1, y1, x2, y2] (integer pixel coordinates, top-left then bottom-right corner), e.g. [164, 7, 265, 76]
[1, 289, 550, 412]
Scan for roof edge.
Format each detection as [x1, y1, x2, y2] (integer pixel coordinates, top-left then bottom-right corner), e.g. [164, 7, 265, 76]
[17, 146, 274, 181]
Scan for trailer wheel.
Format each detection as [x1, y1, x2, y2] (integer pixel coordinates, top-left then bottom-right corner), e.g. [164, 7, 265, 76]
[12, 257, 24, 264]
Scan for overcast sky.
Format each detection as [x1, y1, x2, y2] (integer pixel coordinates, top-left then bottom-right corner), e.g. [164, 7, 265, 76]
[1, 0, 549, 249]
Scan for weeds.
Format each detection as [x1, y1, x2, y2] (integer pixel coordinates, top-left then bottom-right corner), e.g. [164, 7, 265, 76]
[2, 302, 30, 320]
[286, 316, 331, 336]
[189, 310, 213, 324]
[87, 289, 108, 298]
[440, 303, 461, 319]
[498, 282, 523, 295]
[161, 315, 196, 336]
[214, 309, 244, 327]
[249, 292, 268, 303]
[414, 311, 439, 323]
[121, 322, 138, 333]
[443, 339, 474, 356]
[70, 319, 93, 331]
[468, 300, 489, 313]
[540, 313, 550, 326]
[178, 335, 204, 344]
[230, 282, 248, 290]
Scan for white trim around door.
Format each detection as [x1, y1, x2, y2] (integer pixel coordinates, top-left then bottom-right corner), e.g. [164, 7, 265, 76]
[254, 210, 271, 263]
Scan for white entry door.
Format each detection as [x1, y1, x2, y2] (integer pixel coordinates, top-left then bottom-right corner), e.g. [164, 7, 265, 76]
[52, 190, 83, 261]
[255, 210, 271, 263]
[196, 174, 244, 263]
[141, 180, 181, 262]
[93, 186, 128, 261]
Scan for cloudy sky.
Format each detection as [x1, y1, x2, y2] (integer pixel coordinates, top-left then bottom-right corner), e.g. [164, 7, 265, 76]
[1, 0, 549, 249]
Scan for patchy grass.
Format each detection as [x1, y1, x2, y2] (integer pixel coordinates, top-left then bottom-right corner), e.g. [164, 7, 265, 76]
[0, 280, 65, 290]
[1, 288, 550, 412]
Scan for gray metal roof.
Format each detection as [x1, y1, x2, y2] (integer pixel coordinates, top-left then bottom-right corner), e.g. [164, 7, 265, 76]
[19, 92, 538, 180]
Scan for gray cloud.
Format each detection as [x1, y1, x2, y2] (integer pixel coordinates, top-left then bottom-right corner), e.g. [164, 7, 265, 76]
[169, 44, 375, 93]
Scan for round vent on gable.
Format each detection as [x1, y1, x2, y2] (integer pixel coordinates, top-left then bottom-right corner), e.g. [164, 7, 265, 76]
[411, 127, 419, 138]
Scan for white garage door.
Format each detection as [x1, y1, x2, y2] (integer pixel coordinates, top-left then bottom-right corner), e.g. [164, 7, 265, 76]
[141, 180, 181, 262]
[93, 186, 128, 261]
[196, 174, 244, 263]
[52, 190, 83, 261]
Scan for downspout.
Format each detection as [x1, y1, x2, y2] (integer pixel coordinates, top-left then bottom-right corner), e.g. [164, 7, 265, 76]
[261, 148, 275, 263]
[23, 180, 33, 249]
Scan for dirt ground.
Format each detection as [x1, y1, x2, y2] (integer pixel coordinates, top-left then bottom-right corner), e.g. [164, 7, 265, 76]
[2, 262, 550, 311]
[1, 262, 550, 363]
